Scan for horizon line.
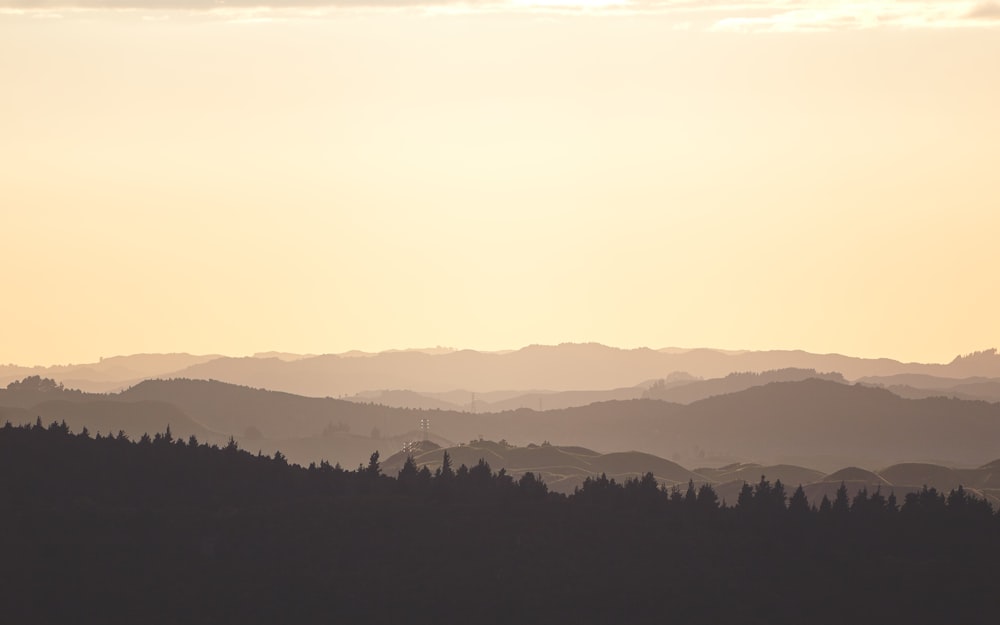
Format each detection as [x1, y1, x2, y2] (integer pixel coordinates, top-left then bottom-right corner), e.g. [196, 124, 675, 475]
[4, 343, 997, 370]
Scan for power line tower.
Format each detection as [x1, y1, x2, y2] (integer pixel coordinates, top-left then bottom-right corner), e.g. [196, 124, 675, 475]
[471, 392, 476, 414]
[419, 418, 430, 441]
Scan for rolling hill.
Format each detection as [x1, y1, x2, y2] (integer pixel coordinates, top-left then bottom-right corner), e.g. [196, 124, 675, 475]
[644, 368, 845, 404]
[380, 439, 707, 494]
[157, 345, 1000, 397]
[5, 375, 1000, 475]
[5, 375, 999, 505]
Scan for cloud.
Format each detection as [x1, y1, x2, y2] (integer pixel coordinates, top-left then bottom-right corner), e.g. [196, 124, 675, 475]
[711, 1, 1000, 32]
[2, 0, 1000, 32]
[0, 0, 484, 6]
[967, 1, 1000, 18]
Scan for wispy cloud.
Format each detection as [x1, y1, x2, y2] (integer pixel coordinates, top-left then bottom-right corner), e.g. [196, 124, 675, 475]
[2, 0, 999, 31]
[711, 1, 999, 32]
[967, 1, 1000, 18]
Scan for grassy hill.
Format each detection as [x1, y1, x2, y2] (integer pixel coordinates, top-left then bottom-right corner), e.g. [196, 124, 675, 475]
[380, 440, 706, 494]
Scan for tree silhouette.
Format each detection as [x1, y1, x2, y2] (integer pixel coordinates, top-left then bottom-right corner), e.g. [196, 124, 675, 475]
[696, 483, 720, 513]
[366, 451, 381, 477]
[818, 494, 832, 514]
[438, 450, 454, 479]
[832, 482, 850, 514]
[788, 485, 809, 517]
[517, 471, 548, 499]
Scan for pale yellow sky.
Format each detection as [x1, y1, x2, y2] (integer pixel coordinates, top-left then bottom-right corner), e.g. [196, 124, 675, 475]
[2, 7, 999, 365]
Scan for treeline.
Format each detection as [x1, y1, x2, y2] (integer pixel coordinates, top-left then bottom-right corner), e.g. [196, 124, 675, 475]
[3, 421, 1000, 625]
[3, 420, 995, 523]
[0, 420, 553, 508]
[3, 419, 998, 523]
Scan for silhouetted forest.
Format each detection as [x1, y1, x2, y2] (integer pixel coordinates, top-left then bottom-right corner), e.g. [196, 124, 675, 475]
[3, 421, 999, 624]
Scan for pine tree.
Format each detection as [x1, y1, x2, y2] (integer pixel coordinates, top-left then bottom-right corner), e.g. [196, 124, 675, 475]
[438, 450, 454, 479]
[788, 485, 810, 516]
[736, 482, 754, 510]
[696, 483, 719, 512]
[398, 456, 418, 480]
[887, 491, 898, 513]
[684, 479, 697, 507]
[818, 494, 832, 514]
[832, 482, 850, 514]
[366, 451, 381, 477]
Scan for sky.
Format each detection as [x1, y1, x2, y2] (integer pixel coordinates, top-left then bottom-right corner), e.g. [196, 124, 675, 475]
[2, 2, 999, 366]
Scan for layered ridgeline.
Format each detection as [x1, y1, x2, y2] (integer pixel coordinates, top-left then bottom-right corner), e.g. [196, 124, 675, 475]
[4, 345, 1000, 397]
[344, 368, 847, 412]
[2, 422, 999, 625]
[378, 440, 1000, 506]
[4, 376, 1000, 499]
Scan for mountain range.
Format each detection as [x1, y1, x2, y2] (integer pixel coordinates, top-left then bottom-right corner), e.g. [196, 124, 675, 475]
[7, 375, 996, 505]
[4, 372, 1000, 476]
[5, 345, 1000, 398]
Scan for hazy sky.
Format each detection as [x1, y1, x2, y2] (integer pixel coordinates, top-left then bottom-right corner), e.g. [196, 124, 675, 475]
[2, 4, 999, 365]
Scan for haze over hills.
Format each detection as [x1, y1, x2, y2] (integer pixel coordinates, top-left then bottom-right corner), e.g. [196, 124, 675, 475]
[642, 368, 847, 404]
[4, 345, 1000, 479]
[0, 353, 222, 393]
[5, 374, 1000, 475]
[344, 368, 850, 413]
[5, 374, 1000, 507]
[346, 386, 652, 413]
[5, 345, 1000, 400]
[858, 373, 1000, 403]
[164, 345, 1000, 398]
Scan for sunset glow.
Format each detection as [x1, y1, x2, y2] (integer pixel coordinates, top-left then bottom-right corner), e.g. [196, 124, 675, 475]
[2, 5, 998, 365]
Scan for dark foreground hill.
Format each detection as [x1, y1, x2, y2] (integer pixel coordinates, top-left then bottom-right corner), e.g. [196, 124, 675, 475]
[2, 423, 999, 625]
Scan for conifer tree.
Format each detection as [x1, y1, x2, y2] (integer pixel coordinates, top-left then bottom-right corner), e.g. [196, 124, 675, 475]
[832, 482, 850, 514]
[366, 451, 381, 477]
[788, 485, 809, 516]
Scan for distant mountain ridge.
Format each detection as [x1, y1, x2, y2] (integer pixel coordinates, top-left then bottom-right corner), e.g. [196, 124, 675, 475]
[643, 368, 846, 404]
[4, 375, 1000, 473]
[342, 368, 849, 412]
[5, 375, 999, 502]
[6, 344, 1000, 397]
[0, 353, 220, 393]
[170, 344, 1000, 397]
[858, 372, 1000, 403]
